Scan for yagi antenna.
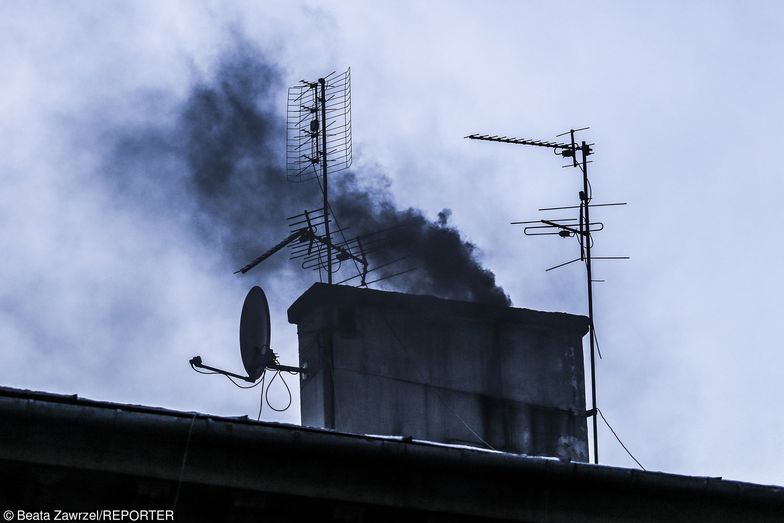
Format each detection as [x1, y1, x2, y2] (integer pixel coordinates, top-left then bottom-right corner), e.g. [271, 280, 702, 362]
[467, 127, 628, 466]
[285, 209, 369, 285]
[189, 286, 305, 383]
[236, 67, 414, 289]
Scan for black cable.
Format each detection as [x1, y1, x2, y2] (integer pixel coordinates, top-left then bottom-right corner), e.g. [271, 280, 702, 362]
[315, 171, 363, 277]
[586, 176, 593, 202]
[597, 408, 645, 470]
[265, 371, 293, 412]
[592, 324, 603, 360]
[225, 374, 263, 389]
[190, 363, 219, 375]
[316, 243, 324, 283]
[297, 327, 325, 335]
[256, 371, 267, 421]
[172, 413, 196, 511]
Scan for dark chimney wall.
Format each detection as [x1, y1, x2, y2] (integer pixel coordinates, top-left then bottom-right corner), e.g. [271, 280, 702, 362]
[288, 283, 590, 461]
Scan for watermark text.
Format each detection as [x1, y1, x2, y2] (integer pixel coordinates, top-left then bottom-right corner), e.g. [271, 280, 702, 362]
[4, 510, 174, 521]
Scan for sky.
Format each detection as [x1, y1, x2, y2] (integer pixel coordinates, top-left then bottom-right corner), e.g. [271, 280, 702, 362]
[2, 0, 783, 486]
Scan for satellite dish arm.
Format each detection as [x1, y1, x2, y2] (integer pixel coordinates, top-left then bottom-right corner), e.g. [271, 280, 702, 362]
[260, 348, 307, 374]
[189, 356, 257, 383]
[268, 362, 306, 374]
[189, 353, 306, 383]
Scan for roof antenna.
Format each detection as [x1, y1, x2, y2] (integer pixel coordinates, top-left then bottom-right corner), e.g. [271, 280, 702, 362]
[235, 68, 415, 287]
[467, 128, 628, 465]
[284, 69, 353, 284]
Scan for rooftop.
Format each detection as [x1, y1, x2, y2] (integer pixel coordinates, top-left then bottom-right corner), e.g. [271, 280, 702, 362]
[1, 385, 782, 521]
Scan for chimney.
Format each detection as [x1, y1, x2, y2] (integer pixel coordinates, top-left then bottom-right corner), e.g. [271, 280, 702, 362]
[288, 283, 590, 461]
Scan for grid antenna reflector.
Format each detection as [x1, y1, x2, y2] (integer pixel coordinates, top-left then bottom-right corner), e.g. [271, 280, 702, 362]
[286, 69, 352, 183]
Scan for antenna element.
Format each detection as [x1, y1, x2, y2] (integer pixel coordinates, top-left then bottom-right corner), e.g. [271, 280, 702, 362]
[468, 128, 628, 465]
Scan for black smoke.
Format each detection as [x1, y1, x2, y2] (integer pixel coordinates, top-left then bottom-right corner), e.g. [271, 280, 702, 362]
[330, 174, 509, 305]
[110, 42, 510, 306]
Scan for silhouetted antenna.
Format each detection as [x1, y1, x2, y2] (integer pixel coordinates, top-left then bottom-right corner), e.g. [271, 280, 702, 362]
[237, 68, 412, 288]
[284, 69, 352, 283]
[286, 70, 352, 183]
[468, 127, 628, 466]
[284, 208, 369, 285]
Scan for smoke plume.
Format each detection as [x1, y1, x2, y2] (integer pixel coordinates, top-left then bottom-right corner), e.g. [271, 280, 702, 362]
[111, 43, 510, 306]
[330, 174, 509, 305]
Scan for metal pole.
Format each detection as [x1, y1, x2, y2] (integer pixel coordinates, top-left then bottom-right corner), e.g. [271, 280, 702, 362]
[581, 140, 598, 464]
[318, 78, 332, 284]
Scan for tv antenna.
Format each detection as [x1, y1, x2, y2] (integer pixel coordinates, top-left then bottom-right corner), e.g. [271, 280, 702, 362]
[236, 68, 415, 288]
[467, 128, 628, 464]
[190, 285, 304, 386]
[284, 69, 352, 284]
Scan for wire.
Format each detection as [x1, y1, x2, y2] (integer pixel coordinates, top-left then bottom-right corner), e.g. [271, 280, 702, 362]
[597, 408, 645, 470]
[224, 374, 263, 389]
[592, 324, 603, 360]
[297, 327, 324, 335]
[314, 169, 363, 278]
[265, 370, 293, 412]
[586, 176, 593, 202]
[172, 413, 196, 511]
[315, 242, 324, 283]
[190, 363, 219, 375]
[381, 315, 496, 451]
[256, 371, 267, 421]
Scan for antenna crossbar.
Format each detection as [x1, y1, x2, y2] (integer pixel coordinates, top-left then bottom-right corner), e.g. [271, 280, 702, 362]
[466, 134, 573, 150]
[539, 202, 627, 212]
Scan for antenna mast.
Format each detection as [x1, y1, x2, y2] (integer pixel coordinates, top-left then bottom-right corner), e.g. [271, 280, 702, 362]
[318, 78, 332, 283]
[285, 70, 353, 285]
[467, 128, 627, 464]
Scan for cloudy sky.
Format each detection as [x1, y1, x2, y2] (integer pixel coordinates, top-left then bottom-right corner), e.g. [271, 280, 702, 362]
[3, 1, 783, 486]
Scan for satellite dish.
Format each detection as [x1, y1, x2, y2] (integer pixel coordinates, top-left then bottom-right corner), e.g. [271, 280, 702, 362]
[189, 285, 304, 384]
[239, 286, 271, 381]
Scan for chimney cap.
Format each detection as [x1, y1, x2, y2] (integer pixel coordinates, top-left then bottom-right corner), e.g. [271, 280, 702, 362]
[287, 283, 589, 335]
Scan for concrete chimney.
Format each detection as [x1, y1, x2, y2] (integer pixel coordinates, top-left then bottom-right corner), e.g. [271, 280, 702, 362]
[288, 283, 590, 461]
